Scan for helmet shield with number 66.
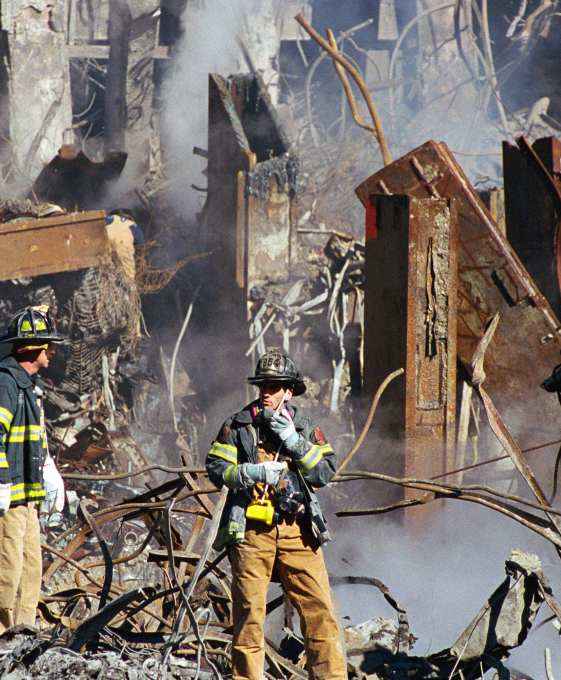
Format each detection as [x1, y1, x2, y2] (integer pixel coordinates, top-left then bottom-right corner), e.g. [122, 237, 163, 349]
[248, 348, 306, 396]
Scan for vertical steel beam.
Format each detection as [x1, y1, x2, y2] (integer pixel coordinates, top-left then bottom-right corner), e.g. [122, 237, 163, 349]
[105, 0, 132, 155]
[365, 195, 458, 485]
[503, 136, 561, 319]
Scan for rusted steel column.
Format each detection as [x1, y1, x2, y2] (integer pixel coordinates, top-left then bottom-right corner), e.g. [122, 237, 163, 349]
[356, 141, 561, 473]
[503, 136, 561, 320]
[245, 162, 293, 293]
[364, 195, 458, 486]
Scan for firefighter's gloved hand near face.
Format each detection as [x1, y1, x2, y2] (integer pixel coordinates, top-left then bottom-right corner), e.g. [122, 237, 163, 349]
[206, 348, 348, 680]
[265, 410, 301, 450]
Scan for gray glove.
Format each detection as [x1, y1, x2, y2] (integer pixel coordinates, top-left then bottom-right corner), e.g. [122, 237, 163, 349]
[0, 483, 10, 516]
[239, 461, 287, 486]
[266, 411, 301, 452]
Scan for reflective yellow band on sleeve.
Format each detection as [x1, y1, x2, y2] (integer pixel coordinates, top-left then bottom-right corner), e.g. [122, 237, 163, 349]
[7, 424, 43, 444]
[10, 482, 45, 502]
[298, 443, 333, 471]
[0, 407, 13, 430]
[7, 433, 41, 443]
[208, 441, 238, 465]
[224, 464, 239, 486]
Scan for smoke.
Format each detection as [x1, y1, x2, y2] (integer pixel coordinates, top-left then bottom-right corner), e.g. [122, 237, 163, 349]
[161, 0, 281, 220]
[324, 496, 561, 675]
[161, 1, 245, 217]
[152, 6, 561, 675]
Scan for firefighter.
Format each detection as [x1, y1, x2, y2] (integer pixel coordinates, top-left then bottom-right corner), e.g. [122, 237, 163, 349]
[0, 306, 66, 634]
[206, 348, 347, 680]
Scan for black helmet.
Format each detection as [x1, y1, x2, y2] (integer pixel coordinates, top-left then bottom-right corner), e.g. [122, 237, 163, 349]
[0, 306, 64, 346]
[248, 348, 306, 396]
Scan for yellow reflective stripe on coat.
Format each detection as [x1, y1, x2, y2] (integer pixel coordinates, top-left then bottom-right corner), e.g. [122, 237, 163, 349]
[0, 452, 8, 469]
[0, 407, 13, 430]
[298, 443, 333, 471]
[9, 425, 42, 433]
[208, 441, 238, 465]
[7, 424, 43, 444]
[224, 464, 239, 486]
[10, 482, 45, 502]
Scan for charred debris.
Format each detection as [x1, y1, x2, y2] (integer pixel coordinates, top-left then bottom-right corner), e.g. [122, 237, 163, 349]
[2, 1, 561, 678]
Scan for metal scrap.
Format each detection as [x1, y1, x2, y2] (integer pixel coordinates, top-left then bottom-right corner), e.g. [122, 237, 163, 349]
[246, 230, 364, 411]
[344, 550, 553, 679]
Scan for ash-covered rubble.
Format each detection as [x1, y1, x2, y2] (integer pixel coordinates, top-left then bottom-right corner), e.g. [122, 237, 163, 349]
[0, 642, 216, 679]
[0, 549, 555, 679]
[341, 550, 552, 679]
[248, 229, 365, 417]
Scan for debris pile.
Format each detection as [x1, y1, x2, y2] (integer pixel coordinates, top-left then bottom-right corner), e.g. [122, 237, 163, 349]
[1, 533, 559, 680]
[248, 230, 365, 414]
[342, 550, 555, 679]
[2, 4, 561, 678]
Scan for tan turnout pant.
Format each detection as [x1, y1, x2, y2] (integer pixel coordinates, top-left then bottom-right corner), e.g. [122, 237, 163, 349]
[230, 518, 347, 680]
[0, 504, 41, 634]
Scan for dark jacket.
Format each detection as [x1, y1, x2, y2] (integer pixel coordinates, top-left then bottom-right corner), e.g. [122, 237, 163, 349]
[206, 400, 336, 549]
[0, 356, 47, 505]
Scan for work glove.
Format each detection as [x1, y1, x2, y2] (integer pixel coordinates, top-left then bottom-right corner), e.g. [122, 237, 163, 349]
[42, 455, 65, 513]
[0, 483, 10, 516]
[266, 411, 302, 452]
[239, 461, 287, 487]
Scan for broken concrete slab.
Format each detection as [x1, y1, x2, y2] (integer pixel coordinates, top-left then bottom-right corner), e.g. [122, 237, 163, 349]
[349, 550, 548, 679]
[3, 1, 72, 183]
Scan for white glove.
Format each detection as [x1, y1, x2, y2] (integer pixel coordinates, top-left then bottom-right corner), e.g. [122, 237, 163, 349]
[240, 461, 287, 486]
[0, 484, 10, 516]
[42, 455, 65, 513]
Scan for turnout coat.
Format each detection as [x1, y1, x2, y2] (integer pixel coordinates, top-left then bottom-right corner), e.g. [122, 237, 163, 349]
[206, 400, 336, 550]
[0, 356, 47, 505]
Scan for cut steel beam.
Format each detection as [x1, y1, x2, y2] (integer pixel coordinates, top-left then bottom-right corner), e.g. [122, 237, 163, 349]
[0, 211, 108, 281]
[362, 195, 458, 483]
[356, 140, 561, 481]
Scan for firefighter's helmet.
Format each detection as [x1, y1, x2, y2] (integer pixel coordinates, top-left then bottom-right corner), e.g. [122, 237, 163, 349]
[248, 348, 306, 396]
[0, 306, 64, 348]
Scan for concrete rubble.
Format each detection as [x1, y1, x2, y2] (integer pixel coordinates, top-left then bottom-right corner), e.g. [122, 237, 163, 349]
[344, 550, 552, 679]
[0, 549, 555, 678]
[0, 2, 561, 678]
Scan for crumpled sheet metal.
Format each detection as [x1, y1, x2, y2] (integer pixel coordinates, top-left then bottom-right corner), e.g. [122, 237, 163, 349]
[445, 549, 544, 666]
[350, 550, 550, 679]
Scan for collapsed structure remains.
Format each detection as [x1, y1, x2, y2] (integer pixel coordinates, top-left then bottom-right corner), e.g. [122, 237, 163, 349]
[1, 1, 561, 678]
